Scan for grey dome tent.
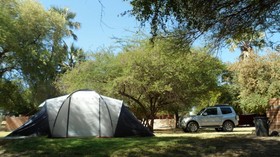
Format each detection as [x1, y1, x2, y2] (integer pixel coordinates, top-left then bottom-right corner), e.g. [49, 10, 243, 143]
[7, 90, 153, 137]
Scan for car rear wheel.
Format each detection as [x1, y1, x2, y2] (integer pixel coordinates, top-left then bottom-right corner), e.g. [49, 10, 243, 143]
[187, 121, 199, 132]
[223, 121, 234, 132]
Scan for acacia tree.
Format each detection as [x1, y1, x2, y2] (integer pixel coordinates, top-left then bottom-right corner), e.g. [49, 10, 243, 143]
[56, 49, 121, 94]
[126, 0, 280, 49]
[118, 41, 224, 130]
[57, 38, 225, 131]
[229, 52, 280, 114]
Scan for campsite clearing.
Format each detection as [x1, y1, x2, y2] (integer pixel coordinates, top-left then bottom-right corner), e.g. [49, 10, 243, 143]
[0, 127, 279, 157]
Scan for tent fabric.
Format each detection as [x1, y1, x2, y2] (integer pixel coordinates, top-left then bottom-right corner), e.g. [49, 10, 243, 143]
[7, 106, 50, 137]
[114, 105, 154, 137]
[7, 90, 153, 138]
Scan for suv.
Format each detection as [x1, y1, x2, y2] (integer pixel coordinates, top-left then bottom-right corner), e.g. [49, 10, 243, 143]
[179, 105, 239, 132]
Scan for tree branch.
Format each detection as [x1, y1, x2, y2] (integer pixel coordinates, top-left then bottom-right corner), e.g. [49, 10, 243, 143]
[118, 84, 147, 113]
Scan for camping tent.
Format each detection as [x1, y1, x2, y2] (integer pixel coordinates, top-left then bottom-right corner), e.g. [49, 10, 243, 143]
[7, 90, 153, 137]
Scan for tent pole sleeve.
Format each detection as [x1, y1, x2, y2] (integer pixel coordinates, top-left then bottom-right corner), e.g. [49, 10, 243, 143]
[51, 95, 71, 137]
[66, 96, 72, 138]
[98, 97, 101, 137]
[99, 95, 114, 135]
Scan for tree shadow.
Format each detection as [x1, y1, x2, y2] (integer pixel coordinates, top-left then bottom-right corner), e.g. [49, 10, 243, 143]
[0, 135, 279, 157]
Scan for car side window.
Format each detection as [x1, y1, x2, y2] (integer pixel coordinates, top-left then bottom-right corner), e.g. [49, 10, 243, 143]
[205, 108, 217, 115]
[221, 107, 232, 114]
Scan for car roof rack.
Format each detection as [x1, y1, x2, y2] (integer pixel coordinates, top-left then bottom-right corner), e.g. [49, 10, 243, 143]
[215, 104, 230, 107]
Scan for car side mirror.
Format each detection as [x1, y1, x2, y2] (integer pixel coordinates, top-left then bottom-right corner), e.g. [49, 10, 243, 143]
[202, 112, 208, 116]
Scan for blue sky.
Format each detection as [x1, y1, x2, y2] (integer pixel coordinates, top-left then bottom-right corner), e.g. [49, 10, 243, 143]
[39, 0, 240, 63]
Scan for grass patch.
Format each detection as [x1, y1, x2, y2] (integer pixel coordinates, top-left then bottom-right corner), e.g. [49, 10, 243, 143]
[0, 128, 279, 157]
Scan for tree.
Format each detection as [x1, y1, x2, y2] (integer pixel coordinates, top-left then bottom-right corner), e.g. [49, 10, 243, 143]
[225, 31, 266, 61]
[57, 38, 225, 131]
[50, 7, 81, 41]
[59, 43, 86, 73]
[126, 0, 280, 48]
[229, 52, 280, 114]
[55, 49, 120, 94]
[0, 79, 32, 114]
[0, 0, 81, 113]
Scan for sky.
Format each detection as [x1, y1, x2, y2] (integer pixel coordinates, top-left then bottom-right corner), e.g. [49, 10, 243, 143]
[39, 0, 240, 63]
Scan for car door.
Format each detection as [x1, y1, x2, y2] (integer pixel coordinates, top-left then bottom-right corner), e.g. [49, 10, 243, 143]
[199, 108, 221, 126]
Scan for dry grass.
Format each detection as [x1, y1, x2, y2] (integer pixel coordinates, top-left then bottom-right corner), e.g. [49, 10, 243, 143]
[0, 132, 10, 138]
[154, 127, 256, 137]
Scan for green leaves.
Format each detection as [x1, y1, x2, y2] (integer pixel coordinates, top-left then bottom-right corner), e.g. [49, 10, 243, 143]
[127, 0, 280, 49]
[57, 37, 225, 130]
[229, 52, 280, 113]
[0, 0, 81, 113]
[56, 50, 120, 95]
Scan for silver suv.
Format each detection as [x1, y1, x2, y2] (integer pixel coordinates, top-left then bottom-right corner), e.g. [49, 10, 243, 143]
[179, 105, 239, 132]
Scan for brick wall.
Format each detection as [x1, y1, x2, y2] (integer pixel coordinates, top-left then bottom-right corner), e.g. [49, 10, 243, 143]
[267, 98, 280, 132]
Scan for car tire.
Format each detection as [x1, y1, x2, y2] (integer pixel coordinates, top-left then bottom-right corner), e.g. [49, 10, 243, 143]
[187, 121, 199, 132]
[223, 121, 234, 132]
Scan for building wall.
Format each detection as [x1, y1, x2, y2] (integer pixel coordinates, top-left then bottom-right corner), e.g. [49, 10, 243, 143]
[267, 98, 280, 132]
[153, 119, 176, 130]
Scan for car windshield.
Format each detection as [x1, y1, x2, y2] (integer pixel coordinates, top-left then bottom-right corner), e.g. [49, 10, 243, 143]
[197, 108, 205, 115]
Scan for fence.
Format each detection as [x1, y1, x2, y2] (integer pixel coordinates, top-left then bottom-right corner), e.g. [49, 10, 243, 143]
[1, 116, 29, 131]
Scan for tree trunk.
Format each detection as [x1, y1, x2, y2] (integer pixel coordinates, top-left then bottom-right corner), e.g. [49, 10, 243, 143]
[174, 112, 179, 128]
[149, 117, 154, 132]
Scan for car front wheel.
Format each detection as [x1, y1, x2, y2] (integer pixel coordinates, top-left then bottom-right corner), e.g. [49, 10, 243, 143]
[187, 121, 199, 132]
[223, 121, 234, 132]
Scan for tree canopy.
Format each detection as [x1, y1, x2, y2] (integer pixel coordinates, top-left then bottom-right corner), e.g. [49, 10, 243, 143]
[0, 0, 83, 114]
[126, 0, 280, 48]
[228, 52, 280, 114]
[57, 38, 225, 130]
